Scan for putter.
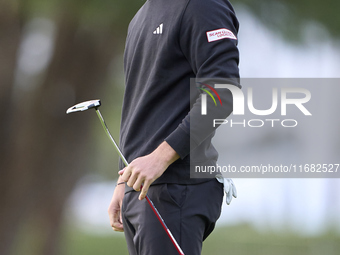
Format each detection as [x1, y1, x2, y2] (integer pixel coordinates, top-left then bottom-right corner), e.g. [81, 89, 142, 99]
[66, 99, 185, 255]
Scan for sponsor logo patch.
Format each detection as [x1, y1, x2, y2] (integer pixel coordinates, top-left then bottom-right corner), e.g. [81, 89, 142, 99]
[206, 28, 237, 42]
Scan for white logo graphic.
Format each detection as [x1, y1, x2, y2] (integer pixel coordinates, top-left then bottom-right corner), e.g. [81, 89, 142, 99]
[206, 28, 237, 42]
[153, 23, 163, 35]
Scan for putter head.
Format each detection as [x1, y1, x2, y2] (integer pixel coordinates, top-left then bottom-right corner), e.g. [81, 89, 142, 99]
[66, 99, 101, 114]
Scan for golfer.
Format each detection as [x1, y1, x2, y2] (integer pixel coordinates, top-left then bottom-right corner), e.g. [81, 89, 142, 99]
[108, 0, 240, 254]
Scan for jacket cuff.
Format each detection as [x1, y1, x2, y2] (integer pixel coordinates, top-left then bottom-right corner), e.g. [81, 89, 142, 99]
[165, 126, 191, 159]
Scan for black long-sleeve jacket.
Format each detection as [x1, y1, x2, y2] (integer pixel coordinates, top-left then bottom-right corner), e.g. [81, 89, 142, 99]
[120, 0, 240, 184]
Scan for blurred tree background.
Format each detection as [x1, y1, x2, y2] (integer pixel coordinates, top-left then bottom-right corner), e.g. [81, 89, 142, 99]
[0, 0, 339, 255]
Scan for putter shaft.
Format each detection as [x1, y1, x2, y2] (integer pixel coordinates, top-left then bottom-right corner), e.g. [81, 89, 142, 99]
[95, 109, 129, 166]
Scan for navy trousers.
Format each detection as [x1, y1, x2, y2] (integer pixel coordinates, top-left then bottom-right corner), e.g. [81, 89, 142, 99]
[122, 179, 224, 255]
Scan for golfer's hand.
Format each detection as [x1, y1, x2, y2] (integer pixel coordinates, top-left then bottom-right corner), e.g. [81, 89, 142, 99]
[119, 141, 179, 200]
[108, 179, 125, 232]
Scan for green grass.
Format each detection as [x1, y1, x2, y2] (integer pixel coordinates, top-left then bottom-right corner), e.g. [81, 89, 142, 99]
[202, 225, 340, 255]
[63, 231, 128, 254]
[62, 224, 340, 255]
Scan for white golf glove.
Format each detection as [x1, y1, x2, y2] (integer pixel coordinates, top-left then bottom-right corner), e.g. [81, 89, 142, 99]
[215, 174, 237, 205]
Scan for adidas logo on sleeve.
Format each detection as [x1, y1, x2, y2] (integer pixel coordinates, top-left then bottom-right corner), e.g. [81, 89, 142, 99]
[153, 23, 163, 34]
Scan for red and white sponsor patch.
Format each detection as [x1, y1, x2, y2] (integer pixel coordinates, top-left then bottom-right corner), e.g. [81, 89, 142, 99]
[206, 28, 237, 42]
